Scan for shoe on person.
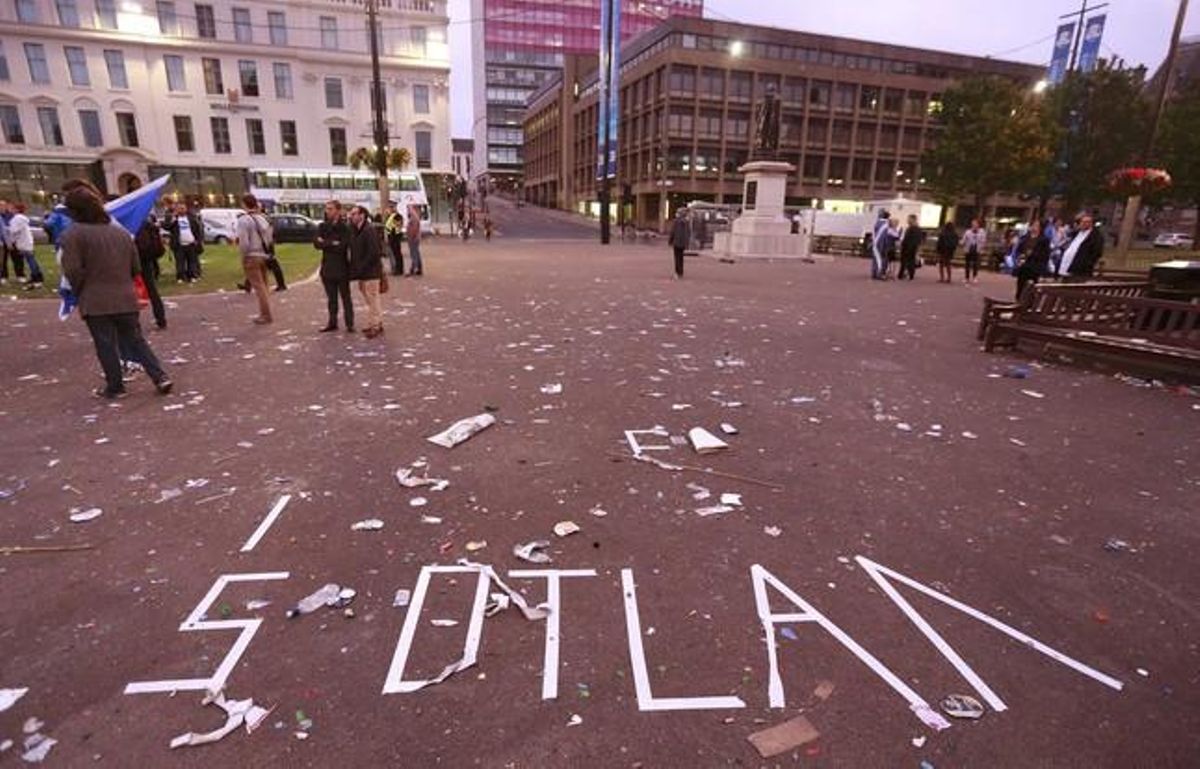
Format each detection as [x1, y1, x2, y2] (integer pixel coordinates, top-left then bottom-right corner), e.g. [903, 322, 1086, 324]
[155, 378, 173, 395]
[274, 286, 287, 292]
[156, 320, 167, 330]
[252, 316, 272, 325]
[93, 387, 128, 400]
[345, 325, 355, 333]
[319, 324, 337, 333]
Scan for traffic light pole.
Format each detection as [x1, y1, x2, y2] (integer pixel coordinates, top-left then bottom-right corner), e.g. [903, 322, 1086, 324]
[367, 0, 390, 212]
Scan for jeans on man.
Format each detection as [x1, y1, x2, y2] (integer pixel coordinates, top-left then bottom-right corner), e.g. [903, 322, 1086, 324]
[85, 312, 166, 394]
[20, 251, 43, 283]
[1, 244, 26, 279]
[408, 240, 423, 275]
[322, 278, 353, 329]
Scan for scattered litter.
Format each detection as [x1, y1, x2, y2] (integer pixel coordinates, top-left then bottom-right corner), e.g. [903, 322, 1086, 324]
[514, 540, 552, 564]
[68, 508, 103, 523]
[465, 540, 488, 552]
[395, 463, 449, 491]
[1103, 538, 1134, 553]
[671, 404, 693, 411]
[1136, 668, 1149, 677]
[286, 583, 342, 618]
[553, 521, 581, 538]
[719, 422, 738, 435]
[961, 431, 978, 440]
[780, 627, 799, 641]
[0, 688, 27, 713]
[430, 619, 459, 627]
[540, 383, 563, 395]
[20, 733, 55, 763]
[156, 488, 183, 504]
[720, 493, 742, 507]
[695, 505, 734, 517]
[427, 413, 496, 449]
[420, 515, 443, 525]
[409, 497, 428, 508]
[1003, 365, 1031, 379]
[169, 690, 272, 749]
[790, 396, 816, 405]
[567, 714, 583, 727]
[747, 715, 820, 758]
[393, 589, 411, 608]
[764, 526, 782, 538]
[940, 693, 985, 720]
[687, 427, 729, 454]
[813, 680, 835, 701]
[1021, 389, 1046, 399]
[350, 519, 384, 531]
[1049, 534, 1072, 546]
[22, 718, 43, 734]
[245, 600, 271, 611]
[687, 482, 712, 501]
[896, 423, 913, 432]
[1009, 438, 1027, 447]
[588, 506, 609, 518]
[911, 703, 952, 731]
[912, 736, 927, 748]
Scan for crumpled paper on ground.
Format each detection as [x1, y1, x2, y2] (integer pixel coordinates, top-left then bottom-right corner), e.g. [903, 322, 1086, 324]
[427, 414, 496, 449]
[169, 690, 272, 749]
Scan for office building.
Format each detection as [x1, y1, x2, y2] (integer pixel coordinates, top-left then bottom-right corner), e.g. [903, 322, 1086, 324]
[524, 16, 1044, 228]
[470, 0, 702, 189]
[0, 0, 451, 212]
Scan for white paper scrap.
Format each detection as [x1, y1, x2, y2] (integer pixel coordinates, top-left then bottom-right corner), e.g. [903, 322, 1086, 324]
[0, 688, 28, 713]
[687, 427, 729, 454]
[427, 413, 496, 449]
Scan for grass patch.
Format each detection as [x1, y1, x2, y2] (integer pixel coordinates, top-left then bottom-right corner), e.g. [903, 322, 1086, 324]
[2, 242, 319, 299]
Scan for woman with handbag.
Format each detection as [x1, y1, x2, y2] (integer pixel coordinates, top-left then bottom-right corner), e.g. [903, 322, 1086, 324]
[348, 205, 386, 339]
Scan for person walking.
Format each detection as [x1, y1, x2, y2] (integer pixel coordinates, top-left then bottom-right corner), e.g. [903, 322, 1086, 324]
[1014, 219, 1051, 300]
[406, 204, 423, 276]
[134, 214, 168, 329]
[234, 194, 274, 325]
[869, 209, 890, 280]
[7, 202, 43, 289]
[165, 202, 203, 283]
[315, 200, 353, 333]
[383, 202, 405, 276]
[961, 219, 986, 284]
[934, 222, 959, 283]
[668, 209, 689, 279]
[348, 204, 385, 338]
[898, 214, 925, 281]
[59, 186, 171, 399]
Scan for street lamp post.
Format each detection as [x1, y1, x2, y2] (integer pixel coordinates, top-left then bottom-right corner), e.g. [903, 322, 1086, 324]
[366, 0, 390, 212]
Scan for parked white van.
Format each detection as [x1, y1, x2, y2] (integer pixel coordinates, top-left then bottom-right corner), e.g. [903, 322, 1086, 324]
[198, 208, 242, 244]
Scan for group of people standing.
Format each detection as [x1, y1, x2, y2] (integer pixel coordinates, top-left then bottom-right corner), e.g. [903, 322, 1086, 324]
[869, 211, 928, 281]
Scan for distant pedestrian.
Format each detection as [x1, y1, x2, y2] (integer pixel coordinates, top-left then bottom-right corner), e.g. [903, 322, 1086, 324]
[961, 219, 986, 284]
[0, 197, 24, 283]
[348, 204, 385, 338]
[234, 194, 274, 325]
[935, 222, 959, 283]
[870, 210, 890, 279]
[384, 202, 405, 276]
[878, 217, 901, 279]
[59, 186, 171, 400]
[1015, 219, 1051, 300]
[406, 204, 423, 276]
[1058, 213, 1104, 279]
[134, 214, 167, 329]
[898, 214, 925, 280]
[165, 201, 203, 282]
[6, 202, 43, 288]
[668, 209, 688, 279]
[315, 200, 353, 333]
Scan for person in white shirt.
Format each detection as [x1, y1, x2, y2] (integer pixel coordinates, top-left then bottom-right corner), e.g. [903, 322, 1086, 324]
[166, 202, 204, 283]
[960, 219, 987, 284]
[6, 201, 44, 288]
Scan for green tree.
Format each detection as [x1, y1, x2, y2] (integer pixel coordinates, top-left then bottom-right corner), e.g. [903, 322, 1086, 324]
[1157, 82, 1200, 241]
[922, 76, 1053, 215]
[1044, 67, 1150, 212]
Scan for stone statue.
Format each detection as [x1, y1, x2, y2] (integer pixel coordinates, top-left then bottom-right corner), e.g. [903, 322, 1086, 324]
[752, 83, 782, 160]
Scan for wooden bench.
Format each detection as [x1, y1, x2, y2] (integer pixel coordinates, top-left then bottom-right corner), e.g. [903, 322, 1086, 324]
[978, 282, 1151, 342]
[983, 286, 1200, 382]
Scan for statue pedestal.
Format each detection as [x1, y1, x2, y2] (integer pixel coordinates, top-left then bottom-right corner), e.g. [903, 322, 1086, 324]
[712, 161, 820, 261]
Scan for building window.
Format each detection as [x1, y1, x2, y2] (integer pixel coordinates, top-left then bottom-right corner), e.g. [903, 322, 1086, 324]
[0, 42, 9, 82]
[195, 4, 215, 38]
[268, 11, 287, 45]
[860, 86, 880, 112]
[232, 7, 252, 43]
[238, 60, 258, 97]
[809, 80, 831, 109]
[329, 126, 347, 165]
[412, 84, 429, 114]
[0, 104, 24, 144]
[272, 62, 292, 99]
[210, 116, 230, 153]
[245, 117, 264, 154]
[65, 46, 90, 86]
[37, 106, 63, 146]
[883, 88, 903, 114]
[173, 114, 194, 151]
[324, 77, 343, 109]
[116, 111, 138, 147]
[415, 130, 432, 169]
[78, 108, 102, 147]
[668, 64, 695, 96]
[164, 54, 186, 92]
[410, 26, 427, 56]
[202, 57, 223, 95]
[23, 44, 49, 84]
[280, 119, 297, 156]
[156, 1, 178, 35]
[104, 49, 127, 88]
[15, 0, 37, 23]
[729, 71, 751, 100]
[320, 16, 338, 50]
[95, 0, 117, 29]
[56, 0, 80, 26]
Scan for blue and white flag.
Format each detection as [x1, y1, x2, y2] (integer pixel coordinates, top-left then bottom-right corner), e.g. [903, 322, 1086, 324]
[1078, 15, 1106, 74]
[105, 174, 170, 236]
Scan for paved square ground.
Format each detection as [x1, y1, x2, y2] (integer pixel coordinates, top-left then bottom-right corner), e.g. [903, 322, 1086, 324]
[1, 212, 1197, 767]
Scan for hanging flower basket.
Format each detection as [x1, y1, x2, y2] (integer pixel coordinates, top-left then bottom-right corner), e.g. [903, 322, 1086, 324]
[1107, 167, 1172, 197]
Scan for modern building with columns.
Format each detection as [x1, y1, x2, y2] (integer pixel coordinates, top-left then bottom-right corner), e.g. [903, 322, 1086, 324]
[0, 0, 451, 213]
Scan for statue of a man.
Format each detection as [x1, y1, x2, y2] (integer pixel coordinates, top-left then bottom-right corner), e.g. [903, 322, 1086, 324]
[752, 84, 782, 160]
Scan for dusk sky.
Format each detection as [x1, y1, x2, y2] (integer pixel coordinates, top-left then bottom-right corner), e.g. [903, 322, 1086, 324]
[447, 0, 1200, 136]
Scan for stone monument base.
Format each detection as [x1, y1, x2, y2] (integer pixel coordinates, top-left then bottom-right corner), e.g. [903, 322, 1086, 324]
[710, 160, 827, 261]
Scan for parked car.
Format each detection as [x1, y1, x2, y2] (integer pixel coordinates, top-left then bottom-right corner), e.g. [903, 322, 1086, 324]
[203, 219, 236, 244]
[268, 213, 319, 243]
[1153, 232, 1196, 249]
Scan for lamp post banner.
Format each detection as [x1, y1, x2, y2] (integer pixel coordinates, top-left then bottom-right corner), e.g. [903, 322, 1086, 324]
[1048, 22, 1075, 84]
[1078, 15, 1107, 73]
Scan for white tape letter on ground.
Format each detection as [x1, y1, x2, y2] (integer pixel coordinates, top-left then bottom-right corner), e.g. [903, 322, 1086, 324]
[620, 569, 746, 712]
[509, 569, 597, 700]
[855, 556, 1123, 712]
[751, 564, 950, 729]
[124, 571, 290, 695]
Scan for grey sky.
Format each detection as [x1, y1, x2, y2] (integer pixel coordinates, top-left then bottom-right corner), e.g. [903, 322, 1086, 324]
[448, 0, 1199, 136]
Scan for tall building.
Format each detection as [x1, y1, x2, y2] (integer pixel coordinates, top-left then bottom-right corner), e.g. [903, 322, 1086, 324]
[470, 0, 702, 189]
[0, 0, 451, 213]
[524, 16, 1043, 228]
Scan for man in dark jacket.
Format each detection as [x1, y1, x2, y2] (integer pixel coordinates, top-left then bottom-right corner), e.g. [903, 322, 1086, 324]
[898, 214, 925, 280]
[165, 202, 204, 282]
[134, 214, 167, 329]
[315, 200, 353, 333]
[668, 210, 689, 279]
[348, 205, 385, 338]
[1060, 214, 1104, 279]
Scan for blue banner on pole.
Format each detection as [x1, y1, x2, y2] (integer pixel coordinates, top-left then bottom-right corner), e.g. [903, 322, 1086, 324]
[596, 0, 610, 181]
[606, 0, 621, 180]
[1078, 14, 1106, 73]
[1047, 22, 1075, 84]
